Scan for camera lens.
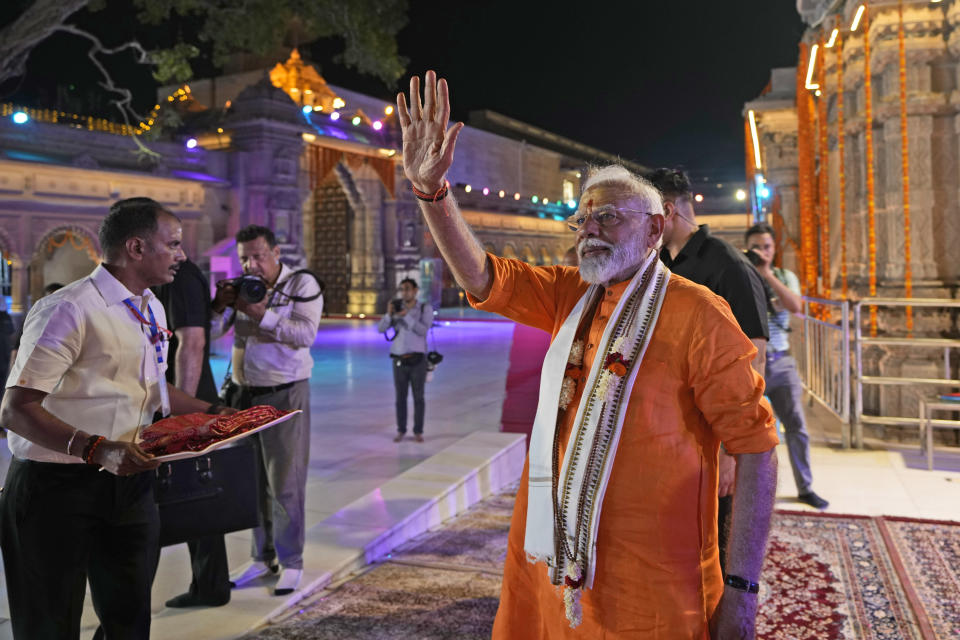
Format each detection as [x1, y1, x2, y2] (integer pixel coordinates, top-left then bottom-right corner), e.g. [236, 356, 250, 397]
[239, 276, 267, 303]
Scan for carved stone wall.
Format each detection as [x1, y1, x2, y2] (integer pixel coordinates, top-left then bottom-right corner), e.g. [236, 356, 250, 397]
[750, 0, 960, 444]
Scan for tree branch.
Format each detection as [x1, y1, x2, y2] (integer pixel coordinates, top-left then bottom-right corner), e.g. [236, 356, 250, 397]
[53, 24, 160, 158]
[0, 0, 90, 89]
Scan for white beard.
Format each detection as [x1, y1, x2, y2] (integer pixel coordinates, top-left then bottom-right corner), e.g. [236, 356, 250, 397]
[578, 237, 646, 284]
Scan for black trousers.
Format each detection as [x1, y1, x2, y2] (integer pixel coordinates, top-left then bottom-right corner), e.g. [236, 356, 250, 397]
[0, 458, 159, 640]
[183, 535, 230, 601]
[392, 356, 427, 434]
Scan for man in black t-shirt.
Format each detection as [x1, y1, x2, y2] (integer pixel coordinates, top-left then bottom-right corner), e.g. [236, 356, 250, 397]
[648, 168, 771, 575]
[154, 259, 231, 607]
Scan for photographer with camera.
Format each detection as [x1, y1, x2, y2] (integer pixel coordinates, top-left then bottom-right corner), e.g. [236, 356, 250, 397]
[211, 225, 323, 596]
[648, 168, 771, 576]
[377, 278, 433, 443]
[745, 223, 828, 511]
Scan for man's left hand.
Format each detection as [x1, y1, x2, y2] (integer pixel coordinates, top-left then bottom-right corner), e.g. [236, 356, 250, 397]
[718, 450, 737, 497]
[216, 406, 239, 415]
[710, 588, 758, 639]
[237, 296, 269, 322]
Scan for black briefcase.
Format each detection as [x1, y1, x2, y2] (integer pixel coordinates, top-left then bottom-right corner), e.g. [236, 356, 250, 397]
[154, 442, 259, 547]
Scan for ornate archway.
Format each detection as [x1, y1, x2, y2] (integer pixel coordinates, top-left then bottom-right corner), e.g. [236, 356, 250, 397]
[29, 225, 101, 302]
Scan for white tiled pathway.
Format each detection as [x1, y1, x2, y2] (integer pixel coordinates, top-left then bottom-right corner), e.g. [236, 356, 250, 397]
[0, 318, 957, 639]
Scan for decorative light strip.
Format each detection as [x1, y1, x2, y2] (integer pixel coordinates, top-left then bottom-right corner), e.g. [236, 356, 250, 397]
[748, 110, 763, 170]
[825, 28, 839, 48]
[805, 43, 821, 90]
[851, 4, 866, 31]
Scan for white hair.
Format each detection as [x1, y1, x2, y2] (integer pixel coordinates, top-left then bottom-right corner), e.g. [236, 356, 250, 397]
[581, 165, 664, 216]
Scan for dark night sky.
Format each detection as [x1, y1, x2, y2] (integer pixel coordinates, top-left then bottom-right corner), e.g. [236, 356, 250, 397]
[2, 0, 805, 182]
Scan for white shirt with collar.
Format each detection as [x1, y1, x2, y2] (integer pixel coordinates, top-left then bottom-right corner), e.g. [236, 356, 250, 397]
[5, 264, 169, 463]
[213, 263, 323, 387]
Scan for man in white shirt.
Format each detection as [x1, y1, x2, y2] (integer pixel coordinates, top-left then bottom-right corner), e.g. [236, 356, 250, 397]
[0, 197, 228, 639]
[213, 225, 324, 596]
[377, 278, 434, 442]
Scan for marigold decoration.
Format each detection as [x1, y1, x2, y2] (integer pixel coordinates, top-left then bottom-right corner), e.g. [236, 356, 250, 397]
[817, 35, 831, 318]
[796, 43, 818, 300]
[862, 4, 878, 336]
[836, 18, 849, 299]
[898, 0, 913, 334]
[559, 340, 585, 410]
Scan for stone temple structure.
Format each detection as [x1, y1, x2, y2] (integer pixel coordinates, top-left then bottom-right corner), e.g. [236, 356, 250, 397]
[748, 0, 960, 441]
[0, 50, 649, 317]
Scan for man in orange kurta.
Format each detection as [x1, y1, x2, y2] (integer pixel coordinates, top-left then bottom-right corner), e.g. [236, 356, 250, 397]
[395, 70, 779, 639]
[473, 255, 777, 638]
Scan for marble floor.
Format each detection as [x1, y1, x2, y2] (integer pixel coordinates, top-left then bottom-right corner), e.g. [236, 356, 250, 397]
[0, 316, 957, 639]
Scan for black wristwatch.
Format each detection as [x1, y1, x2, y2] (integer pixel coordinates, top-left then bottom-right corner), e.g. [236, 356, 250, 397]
[724, 574, 760, 593]
[205, 401, 224, 415]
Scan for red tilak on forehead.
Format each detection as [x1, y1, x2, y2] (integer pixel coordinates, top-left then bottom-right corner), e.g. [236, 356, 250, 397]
[587, 199, 594, 212]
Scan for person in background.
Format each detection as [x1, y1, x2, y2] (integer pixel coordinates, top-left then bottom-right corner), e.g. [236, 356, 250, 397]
[214, 225, 323, 596]
[378, 278, 433, 442]
[0, 295, 13, 409]
[154, 258, 234, 607]
[745, 222, 829, 510]
[648, 167, 772, 574]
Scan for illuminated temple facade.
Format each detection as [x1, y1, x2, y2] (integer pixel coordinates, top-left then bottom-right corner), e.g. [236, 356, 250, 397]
[0, 50, 646, 316]
[749, 0, 960, 440]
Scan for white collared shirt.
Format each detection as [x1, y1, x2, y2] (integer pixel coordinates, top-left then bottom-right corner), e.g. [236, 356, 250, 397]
[4, 264, 169, 463]
[213, 263, 323, 387]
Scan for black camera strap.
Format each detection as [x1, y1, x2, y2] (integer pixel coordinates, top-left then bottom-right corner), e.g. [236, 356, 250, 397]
[270, 269, 325, 304]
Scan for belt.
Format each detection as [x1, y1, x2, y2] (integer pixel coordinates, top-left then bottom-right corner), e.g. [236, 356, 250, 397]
[241, 381, 296, 397]
[767, 350, 790, 363]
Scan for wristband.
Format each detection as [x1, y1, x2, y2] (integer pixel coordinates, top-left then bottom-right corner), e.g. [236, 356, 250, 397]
[724, 574, 759, 593]
[206, 401, 224, 415]
[82, 435, 106, 465]
[412, 182, 449, 202]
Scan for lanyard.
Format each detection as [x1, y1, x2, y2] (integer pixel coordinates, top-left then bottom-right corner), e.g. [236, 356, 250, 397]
[123, 297, 171, 417]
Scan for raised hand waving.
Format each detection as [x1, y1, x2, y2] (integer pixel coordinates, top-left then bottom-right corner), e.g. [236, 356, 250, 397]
[396, 70, 464, 195]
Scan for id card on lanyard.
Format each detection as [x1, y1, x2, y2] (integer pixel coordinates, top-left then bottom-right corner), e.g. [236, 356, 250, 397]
[123, 297, 171, 418]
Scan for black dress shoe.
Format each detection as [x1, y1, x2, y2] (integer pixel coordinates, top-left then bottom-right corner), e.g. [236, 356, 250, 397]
[164, 591, 230, 608]
[798, 491, 829, 510]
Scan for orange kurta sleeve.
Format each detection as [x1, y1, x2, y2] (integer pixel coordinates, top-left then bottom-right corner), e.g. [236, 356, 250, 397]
[687, 287, 779, 454]
[467, 253, 588, 335]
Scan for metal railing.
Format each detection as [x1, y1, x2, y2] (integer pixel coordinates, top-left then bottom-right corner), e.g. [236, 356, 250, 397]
[796, 297, 852, 446]
[852, 297, 960, 448]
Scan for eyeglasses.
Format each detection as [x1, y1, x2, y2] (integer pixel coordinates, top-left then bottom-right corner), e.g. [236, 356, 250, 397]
[565, 205, 656, 232]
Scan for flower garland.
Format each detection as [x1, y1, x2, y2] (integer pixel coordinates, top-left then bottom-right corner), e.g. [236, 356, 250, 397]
[557, 331, 638, 627]
[559, 340, 584, 410]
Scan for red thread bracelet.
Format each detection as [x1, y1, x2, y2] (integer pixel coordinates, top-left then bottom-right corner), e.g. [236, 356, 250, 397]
[411, 182, 449, 202]
[84, 436, 105, 465]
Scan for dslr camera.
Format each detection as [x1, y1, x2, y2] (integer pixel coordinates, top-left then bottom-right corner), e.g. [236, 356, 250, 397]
[743, 249, 764, 267]
[217, 275, 268, 304]
[391, 299, 404, 313]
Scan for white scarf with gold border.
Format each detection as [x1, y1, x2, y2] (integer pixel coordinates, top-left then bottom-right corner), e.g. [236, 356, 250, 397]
[524, 249, 670, 625]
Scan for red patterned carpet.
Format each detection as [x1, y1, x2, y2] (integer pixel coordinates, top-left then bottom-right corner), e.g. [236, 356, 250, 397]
[758, 511, 960, 640]
[248, 495, 959, 639]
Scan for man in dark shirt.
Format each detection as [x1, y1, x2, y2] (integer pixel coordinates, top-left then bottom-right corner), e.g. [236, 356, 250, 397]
[648, 168, 771, 574]
[154, 259, 231, 607]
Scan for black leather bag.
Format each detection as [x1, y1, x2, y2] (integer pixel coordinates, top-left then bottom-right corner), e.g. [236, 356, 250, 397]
[154, 442, 259, 547]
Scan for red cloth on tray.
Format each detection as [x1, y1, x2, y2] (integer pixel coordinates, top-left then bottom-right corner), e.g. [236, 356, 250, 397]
[140, 405, 290, 455]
